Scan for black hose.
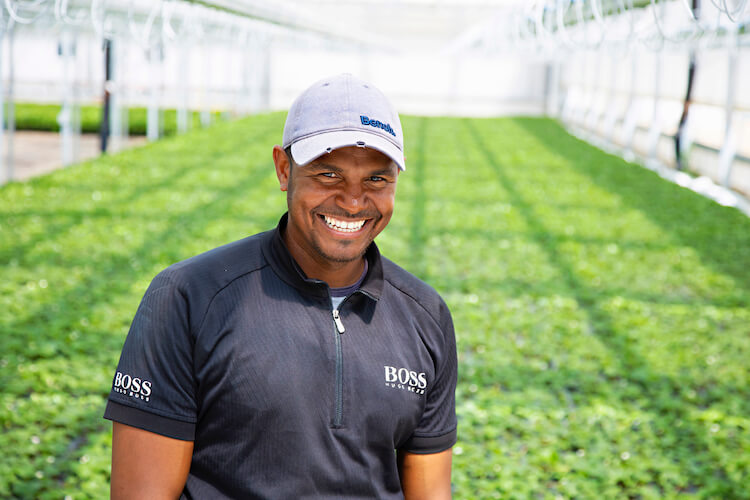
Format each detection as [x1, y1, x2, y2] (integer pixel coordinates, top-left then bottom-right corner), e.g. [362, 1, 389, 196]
[675, 0, 700, 171]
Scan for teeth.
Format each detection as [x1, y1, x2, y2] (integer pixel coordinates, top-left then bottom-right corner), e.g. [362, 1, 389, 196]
[323, 215, 366, 233]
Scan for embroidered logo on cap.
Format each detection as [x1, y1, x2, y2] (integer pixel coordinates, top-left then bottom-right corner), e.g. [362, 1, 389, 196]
[360, 115, 396, 137]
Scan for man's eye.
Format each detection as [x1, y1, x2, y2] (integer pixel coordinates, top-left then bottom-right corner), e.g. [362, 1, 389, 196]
[321, 172, 337, 178]
[369, 176, 386, 182]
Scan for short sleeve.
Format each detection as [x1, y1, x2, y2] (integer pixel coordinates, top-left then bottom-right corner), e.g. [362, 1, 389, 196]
[103, 272, 197, 441]
[400, 299, 458, 454]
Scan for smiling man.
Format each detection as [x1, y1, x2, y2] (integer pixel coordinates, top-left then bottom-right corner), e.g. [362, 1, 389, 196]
[105, 74, 457, 499]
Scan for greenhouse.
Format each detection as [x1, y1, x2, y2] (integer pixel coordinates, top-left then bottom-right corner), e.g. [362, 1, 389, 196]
[1, 0, 749, 498]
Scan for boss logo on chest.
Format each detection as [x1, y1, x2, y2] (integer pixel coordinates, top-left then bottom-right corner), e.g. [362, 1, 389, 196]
[384, 365, 427, 395]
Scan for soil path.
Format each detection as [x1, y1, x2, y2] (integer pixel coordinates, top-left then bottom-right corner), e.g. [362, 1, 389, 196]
[1, 131, 147, 183]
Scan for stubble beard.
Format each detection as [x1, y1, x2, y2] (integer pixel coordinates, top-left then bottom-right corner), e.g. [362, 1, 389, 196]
[308, 220, 374, 264]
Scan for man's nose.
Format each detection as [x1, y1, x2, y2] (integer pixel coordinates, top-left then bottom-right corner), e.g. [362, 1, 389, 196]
[337, 181, 365, 212]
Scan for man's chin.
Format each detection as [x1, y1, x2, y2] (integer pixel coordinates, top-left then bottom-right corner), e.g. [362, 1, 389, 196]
[312, 240, 370, 264]
[318, 250, 368, 264]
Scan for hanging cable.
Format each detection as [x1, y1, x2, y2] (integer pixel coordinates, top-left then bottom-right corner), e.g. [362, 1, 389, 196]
[617, 0, 637, 44]
[162, 0, 187, 41]
[127, 0, 162, 48]
[579, 0, 606, 49]
[650, 0, 701, 43]
[555, 0, 575, 47]
[709, 0, 748, 21]
[54, 0, 87, 26]
[722, 0, 749, 22]
[591, 0, 606, 26]
[4, 0, 50, 24]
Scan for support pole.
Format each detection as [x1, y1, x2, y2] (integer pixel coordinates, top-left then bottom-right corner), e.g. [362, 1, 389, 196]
[109, 38, 123, 153]
[240, 32, 251, 116]
[224, 40, 234, 119]
[259, 35, 271, 112]
[1, 23, 7, 184]
[577, 50, 592, 126]
[546, 59, 561, 117]
[6, 23, 15, 179]
[603, 55, 620, 142]
[249, 33, 261, 113]
[59, 29, 76, 167]
[177, 41, 189, 134]
[585, 51, 604, 131]
[646, 50, 663, 167]
[717, 29, 739, 187]
[119, 40, 129, 147]
[200, 42, 211, 127]
[100, 38, 112, 153]
[147, 43, 160, 142]
[622, 52, 639, 153]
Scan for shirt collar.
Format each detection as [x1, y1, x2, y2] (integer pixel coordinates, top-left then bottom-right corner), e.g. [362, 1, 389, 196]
[262, 213, 383, 301]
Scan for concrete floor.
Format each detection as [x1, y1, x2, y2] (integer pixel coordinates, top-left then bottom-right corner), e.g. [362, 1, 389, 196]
[1, 131, 147, 184]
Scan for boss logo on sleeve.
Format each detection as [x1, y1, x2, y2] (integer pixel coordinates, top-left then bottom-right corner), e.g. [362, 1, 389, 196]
[384, 365, 427, 395]
[113, 371, 152, 402]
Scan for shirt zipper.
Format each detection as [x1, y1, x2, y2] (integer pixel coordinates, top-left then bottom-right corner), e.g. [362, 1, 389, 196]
[332, 309, 345, 334]
[330, 292, 363, 428]
[331, 308, 345, 428]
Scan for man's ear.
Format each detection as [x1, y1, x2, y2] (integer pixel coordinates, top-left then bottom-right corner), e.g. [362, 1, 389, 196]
[272, 145, 290, 192]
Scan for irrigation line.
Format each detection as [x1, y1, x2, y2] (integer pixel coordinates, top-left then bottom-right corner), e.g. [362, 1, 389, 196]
[515, 0, 748, 53]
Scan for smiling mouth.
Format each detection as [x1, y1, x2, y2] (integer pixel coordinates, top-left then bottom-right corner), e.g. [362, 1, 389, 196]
[320, 214, 368, 233]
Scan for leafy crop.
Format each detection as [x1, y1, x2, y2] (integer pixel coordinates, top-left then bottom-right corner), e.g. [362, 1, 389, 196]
[1, 114, 748, 498]
[8, 102, 221, 136]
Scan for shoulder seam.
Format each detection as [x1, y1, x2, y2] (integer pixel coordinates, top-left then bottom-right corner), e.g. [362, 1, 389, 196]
[383, 276, 443, 328]
[164, 261, 270, 338]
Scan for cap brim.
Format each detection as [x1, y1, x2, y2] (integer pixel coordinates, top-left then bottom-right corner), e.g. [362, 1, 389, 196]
[290, 130, 405, 171]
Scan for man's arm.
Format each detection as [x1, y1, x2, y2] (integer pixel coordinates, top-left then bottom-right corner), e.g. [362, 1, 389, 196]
[111, 422, 194, 500]
[397, 448, 453, 500]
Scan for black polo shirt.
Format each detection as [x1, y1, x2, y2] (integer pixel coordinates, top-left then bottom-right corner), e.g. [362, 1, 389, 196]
[104, 214, 457, 499]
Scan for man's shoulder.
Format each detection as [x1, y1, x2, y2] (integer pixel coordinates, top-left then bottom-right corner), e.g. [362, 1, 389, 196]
[155, 229, 272, 294]
[380, 256, 450, 321]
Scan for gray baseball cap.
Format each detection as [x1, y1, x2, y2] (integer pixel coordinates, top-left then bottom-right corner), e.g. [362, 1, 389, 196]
[282, 74, 405, 171]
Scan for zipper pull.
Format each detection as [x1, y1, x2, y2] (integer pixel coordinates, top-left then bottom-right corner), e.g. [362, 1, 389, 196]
[332, 309, 345, 334]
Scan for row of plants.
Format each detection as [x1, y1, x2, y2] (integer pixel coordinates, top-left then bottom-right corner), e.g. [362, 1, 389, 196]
[7, 102, 223, 136]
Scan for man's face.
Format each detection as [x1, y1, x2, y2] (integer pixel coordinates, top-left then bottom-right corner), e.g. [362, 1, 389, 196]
[274, 145, 399, 268]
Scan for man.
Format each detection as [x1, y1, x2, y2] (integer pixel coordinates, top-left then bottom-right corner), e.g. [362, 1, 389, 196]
[105, 73, 457, 499]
